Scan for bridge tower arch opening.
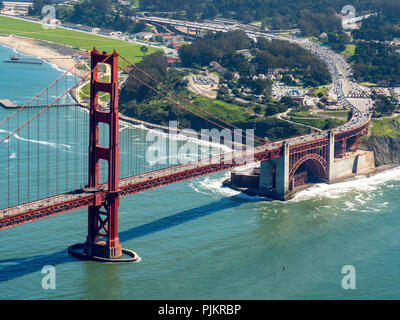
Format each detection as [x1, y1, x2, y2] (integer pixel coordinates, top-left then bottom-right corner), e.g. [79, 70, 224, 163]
[289, 154, 328, 190]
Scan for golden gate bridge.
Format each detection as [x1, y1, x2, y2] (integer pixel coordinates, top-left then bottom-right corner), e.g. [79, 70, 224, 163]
[0, 48, 369, 262]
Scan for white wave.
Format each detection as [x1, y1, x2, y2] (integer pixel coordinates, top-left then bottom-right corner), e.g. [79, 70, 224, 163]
[199, 175, 241, 197]
[235, 192, 271, 201]
[232, 162, 260, 172]
[119, 124, 129, 132]
[188, 168, 273, 200]
[0, 129, 71, 149]
[187, 181, 210, 195]
[45, 61, 70, 74]
[15, 133, 71, 150]
[291, 166, 400, 202]
[187, 171, 234, 196]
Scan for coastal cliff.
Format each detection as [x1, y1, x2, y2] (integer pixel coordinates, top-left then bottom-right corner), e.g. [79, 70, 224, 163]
[362, 117, 400, 166]
[365, 135, 400, 166]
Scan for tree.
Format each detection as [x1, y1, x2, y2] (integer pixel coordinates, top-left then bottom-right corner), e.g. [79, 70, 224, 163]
[140, 45, 149, 56]
[29, 0, 52, 16]
[325, 31, 350, 52]
[280, 96, 298, 109]
[120, 51, 168, 103]
[374, 95, 397, 116]
[352, 42, 400, 85]
[265, 105, 279, 116]
[202, 4, 218, 20]
[59, 0, 145, 33]
[179, 31, 251, 67]
[0, 1, 4, 10]
[254, 105, 263, 116]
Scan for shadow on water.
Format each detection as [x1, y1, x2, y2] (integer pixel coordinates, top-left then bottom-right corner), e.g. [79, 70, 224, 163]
[119, 195, 246, 242]
[0, 194, 255, 283]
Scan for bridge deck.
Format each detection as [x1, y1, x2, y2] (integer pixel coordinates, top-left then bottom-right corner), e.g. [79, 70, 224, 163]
[0, 31, 373, 230]
[0, 146, 280, 229]
[0, 114, 370, 230]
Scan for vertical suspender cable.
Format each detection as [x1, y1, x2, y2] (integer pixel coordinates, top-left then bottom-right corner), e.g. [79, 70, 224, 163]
[46, 89, 50, 197]
[17, 111, 20, 208]
[7, 119, 10, 208]
[37, 99, 40, 200]
[65, 75, 69, 191]
[56, 80, 59, 194]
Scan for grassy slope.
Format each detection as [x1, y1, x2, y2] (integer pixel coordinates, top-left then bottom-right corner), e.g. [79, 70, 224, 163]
[192, 96, 251, 123]
[289, 117, 346, 130]
[314, 87, 328, 96]
[370, 116, 400, 138]
[288, 110, 350, 118]
[317, 110, 350, 118]
[0, 16, 159, 63]
[340, 44, 356, 60]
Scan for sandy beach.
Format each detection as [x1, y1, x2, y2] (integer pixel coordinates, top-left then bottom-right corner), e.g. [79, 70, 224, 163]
[0, 34, 94, 105]
[0, 34, 87, 77]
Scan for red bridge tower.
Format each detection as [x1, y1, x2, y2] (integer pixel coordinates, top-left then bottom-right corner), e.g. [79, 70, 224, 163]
[68, 48, 138, 262]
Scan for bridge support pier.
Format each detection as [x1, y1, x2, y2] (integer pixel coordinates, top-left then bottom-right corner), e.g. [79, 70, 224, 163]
[68, 48, 139, 263]
[258, 142, 289, 200]
[328, 131, 335, 181]
[259, 159, 275, 193]
[275, 142, 289, 199]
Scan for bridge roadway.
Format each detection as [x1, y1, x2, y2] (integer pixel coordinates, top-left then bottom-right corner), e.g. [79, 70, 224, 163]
[0, 25, 373, 229]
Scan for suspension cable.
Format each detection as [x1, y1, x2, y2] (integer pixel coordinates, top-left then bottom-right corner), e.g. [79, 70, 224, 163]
[0, 51, 91, 127]
[0, 53, 109, 144]
[119, 55, 265, 144]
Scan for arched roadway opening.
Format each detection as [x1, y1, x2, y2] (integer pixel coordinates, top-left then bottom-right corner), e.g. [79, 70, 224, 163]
[289, 154, 328, 190]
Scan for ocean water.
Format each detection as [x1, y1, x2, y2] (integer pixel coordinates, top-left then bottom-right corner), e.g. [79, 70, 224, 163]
[1, 44, 400, 300]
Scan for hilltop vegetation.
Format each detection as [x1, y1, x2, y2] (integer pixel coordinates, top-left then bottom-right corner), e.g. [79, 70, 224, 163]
[178, 31, 251, 68]
[179, 31, 331, 88]
[30, 0, 147, 34]
[352, 15, 400, 41]
[351, 41, 400, 86]
[254, 38, 331, 87]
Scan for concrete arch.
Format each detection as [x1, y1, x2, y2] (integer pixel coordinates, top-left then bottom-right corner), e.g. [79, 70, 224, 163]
[289, 153, 328, 185]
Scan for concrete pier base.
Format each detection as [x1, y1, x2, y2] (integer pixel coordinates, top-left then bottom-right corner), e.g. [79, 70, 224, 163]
[68, 243, 140, 263]
[228, 147, 375, 201]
